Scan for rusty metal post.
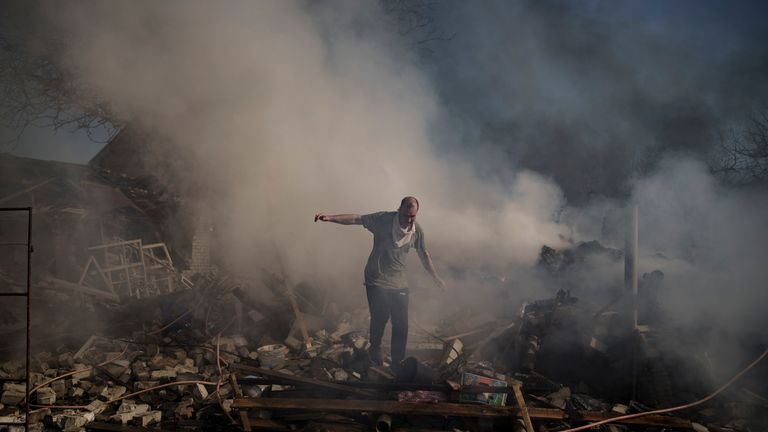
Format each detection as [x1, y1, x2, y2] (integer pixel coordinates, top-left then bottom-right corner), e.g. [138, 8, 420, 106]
[25, 207, 32, 432]
[0, 207, 32, 431]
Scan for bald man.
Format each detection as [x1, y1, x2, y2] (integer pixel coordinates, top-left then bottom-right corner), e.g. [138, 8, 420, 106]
[314, 196, 446, 366]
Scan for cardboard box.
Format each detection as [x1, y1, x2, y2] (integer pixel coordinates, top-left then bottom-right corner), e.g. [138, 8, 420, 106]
[459, 372, 508, 406]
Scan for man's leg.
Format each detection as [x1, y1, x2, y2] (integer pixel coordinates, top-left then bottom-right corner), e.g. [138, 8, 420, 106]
[366, 285, 390, 364]
[389, 288, 410, 365]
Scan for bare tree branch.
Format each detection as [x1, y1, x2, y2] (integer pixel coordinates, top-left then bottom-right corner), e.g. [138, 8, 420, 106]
[379, 0, 455, 56]
[0, 28, 119, 152]
[712, 108, 768, 185]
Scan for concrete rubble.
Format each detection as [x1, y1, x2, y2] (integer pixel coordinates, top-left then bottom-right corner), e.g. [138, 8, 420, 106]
[0, 244, 764, 431]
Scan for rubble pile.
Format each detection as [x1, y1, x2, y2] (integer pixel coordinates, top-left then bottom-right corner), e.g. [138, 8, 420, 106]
[0, 333, 230, 430]
[537, 240, 623, 277]
[2, 140, 766, 431]
[1, 275, 766, 432]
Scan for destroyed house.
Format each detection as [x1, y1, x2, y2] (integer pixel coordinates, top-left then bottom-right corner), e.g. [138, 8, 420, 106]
[0, 153, 184, 301]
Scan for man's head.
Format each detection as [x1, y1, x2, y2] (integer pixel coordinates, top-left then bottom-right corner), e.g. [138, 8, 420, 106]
[398, 196, 419, 228]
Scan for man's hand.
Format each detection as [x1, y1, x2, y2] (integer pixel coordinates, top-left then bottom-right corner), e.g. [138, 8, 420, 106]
[313, 213, 362, 225]
[434, 276, 447, 292]
[418, 249, 446, 292]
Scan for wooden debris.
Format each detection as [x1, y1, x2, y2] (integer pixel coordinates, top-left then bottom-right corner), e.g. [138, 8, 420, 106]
[233, 364, 378, 398]
[231, 372, 252, 431]
[74, 335, 100, 360]
[233, 397, 695, 429]
[511, 380, 534, 432]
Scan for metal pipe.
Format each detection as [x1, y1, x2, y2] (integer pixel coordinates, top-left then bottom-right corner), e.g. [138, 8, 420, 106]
[624, 205, 638, 401]
[0, 207, 34, 430]
[376, 414, 392, 432]
[624, 205, 638, 327]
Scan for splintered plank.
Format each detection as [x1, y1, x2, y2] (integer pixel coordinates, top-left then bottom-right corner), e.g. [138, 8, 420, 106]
[511, 380, 534, 432]
[230, 372, 252, 431]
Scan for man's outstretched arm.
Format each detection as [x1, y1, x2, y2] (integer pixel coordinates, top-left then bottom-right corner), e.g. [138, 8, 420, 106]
[314, 213, 362, 225]
[418, 249, 447, 291]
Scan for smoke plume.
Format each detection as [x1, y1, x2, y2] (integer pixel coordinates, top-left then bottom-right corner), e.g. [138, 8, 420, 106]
[31, 1, 566, 304]
[21, 0, 768, 350]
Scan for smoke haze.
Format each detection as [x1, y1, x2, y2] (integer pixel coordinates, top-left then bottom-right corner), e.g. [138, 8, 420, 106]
[31, 1, 568, 297]
[15, 0, 768, 346]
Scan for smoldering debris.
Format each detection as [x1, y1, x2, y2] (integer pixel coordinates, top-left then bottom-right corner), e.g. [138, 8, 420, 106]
[0, 138, 767, 432]
[1, 267, 767, 431]
[0, 0, 766, 429]
[0, 153, 766, 431]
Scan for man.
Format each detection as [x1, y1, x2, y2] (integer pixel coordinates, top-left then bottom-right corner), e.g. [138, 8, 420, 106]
[314, 196, 446, 365]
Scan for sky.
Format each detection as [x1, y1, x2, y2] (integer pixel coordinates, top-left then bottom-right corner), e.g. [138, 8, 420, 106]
[1, 123, 107, 163]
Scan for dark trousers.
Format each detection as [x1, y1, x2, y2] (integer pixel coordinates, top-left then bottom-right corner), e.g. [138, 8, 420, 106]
[366, 285, 409, 364]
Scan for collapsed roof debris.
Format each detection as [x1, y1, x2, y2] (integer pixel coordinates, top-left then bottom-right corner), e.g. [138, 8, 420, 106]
[0, 267, 766, 431]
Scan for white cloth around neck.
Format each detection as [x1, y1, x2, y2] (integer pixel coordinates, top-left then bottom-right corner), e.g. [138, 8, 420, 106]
[392, 213, 415, 248]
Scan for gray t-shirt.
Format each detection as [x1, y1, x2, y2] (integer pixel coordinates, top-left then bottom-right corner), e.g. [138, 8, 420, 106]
[361, 211, 425, 290]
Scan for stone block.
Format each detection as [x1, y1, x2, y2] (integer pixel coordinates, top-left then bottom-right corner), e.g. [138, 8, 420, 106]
[85, 399, 107, 415]
[1, 386, 25, 405]
[36, 387, 56, 405]
[193, 383, 209, 401]
[51, 380, 67, 397]
[133, 410, 161, 427]
[101, 385, 127, 400]
[150, 368, 177, 379]
[61, 411, 95, 430]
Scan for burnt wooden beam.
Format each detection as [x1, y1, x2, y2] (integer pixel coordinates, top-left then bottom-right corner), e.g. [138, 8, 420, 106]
[244, 419, 292, 431]
[232, 364, 378, 398]
[234, 397, 515, 418]
[86, 422, 155, 431]
[237, 376, 521, 395]
[230, 372, 252, 431]
[232, 398, 694, 429]
[511, 380, 534, 432]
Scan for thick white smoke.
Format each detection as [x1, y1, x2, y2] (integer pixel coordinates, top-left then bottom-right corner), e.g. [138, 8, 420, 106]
[632, 158, 768, 328]
[564, 157, 768, 335]
[38, 1, 569, 304]
[32, 2, 767, 339]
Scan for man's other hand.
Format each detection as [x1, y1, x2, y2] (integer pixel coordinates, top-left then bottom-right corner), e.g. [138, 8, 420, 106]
[314, 213, 328, 222]
[434, 277, 447, 292]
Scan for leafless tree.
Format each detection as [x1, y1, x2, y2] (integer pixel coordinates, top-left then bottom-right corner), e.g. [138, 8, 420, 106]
[0, 25, 119, 150]
[379, 0, 454, 55]
[712, 110, 768, 185]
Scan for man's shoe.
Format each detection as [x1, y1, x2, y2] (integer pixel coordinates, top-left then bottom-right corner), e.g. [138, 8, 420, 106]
[368, 347, 383, 365]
